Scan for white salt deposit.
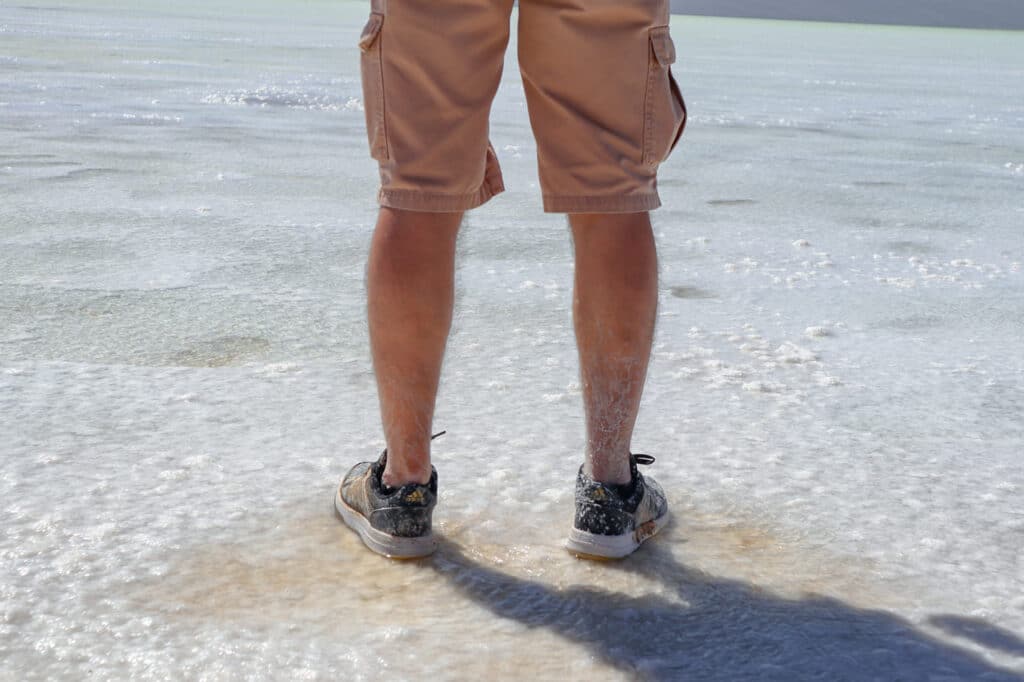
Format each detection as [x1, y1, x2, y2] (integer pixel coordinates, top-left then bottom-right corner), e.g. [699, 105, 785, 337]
[1, 1, 1023, 680]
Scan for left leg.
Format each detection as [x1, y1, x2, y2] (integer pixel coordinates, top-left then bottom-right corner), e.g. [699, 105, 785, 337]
[568, 210, 658, 485]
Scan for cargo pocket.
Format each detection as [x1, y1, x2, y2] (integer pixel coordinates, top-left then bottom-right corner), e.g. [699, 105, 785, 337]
[642, 26, 687, 167]
[359, 12, 388, 161]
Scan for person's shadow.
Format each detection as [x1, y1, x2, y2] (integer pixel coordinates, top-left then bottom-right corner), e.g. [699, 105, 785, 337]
[426, 537, 1023, 681]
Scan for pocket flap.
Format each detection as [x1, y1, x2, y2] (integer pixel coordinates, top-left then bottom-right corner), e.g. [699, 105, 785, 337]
[358, 12, 384, 52]
[650, 27, 676, 66]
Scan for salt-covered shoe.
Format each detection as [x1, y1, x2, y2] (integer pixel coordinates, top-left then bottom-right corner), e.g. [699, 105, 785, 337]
[566, 453, 669, 559]
[334, 435, 442, 559]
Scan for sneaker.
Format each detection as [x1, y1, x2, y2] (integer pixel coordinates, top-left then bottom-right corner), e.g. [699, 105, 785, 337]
[566, 453, 669, 559]
[334, 432, 444, 559]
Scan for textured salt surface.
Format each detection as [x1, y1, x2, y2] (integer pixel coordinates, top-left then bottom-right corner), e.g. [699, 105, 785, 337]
[1, 1, 1023, 679]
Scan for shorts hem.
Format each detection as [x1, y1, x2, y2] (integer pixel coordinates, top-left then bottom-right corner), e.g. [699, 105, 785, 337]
[542, 193, 662, 214]
[377, 181, 505, 213]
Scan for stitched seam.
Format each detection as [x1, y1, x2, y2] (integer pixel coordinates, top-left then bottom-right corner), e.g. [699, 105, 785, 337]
[376, 18, 388, 160]
[360, 13, 387, 161]
[642, 34, 655, 166]
[381, 188, 495, 200]
[377, 181, 505, 211]
[542, 193, 661, 213]
[543, 193, 657, 200]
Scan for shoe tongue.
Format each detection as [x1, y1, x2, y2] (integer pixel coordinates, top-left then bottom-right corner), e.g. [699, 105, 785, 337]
[373, 450, 391, 493]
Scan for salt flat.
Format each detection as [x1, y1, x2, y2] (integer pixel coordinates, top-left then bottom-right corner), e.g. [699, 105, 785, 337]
[1, 1, 1023, 679]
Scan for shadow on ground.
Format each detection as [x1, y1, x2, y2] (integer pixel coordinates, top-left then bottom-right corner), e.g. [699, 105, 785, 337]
[428, 538, 1023, 681]
[930, 615, 1024, 660]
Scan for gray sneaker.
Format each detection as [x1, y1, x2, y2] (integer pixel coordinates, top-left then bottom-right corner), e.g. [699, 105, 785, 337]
[334, 433, 443, 559]
[566, 453, 669, 559]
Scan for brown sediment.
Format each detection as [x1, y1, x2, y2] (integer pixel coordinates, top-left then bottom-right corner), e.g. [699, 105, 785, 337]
[133, 497, 915, 626]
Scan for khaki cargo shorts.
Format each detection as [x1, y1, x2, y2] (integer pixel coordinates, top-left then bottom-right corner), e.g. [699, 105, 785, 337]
[357, 0, 687, 213]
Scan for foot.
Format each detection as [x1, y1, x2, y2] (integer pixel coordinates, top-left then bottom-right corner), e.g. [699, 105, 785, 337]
[335, 449, 438, 558]
[566, 453, 669, 559]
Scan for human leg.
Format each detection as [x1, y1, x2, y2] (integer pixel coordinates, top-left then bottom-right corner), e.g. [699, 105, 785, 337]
[357, 0, 510, 478]
[515, 0, 683, 557]
[368, 207, 462, 487]
[564, 212, 668, 559]
[568, 210, 658, 485]
[334, 207, 460, 559]
[338, 0, 513, 558]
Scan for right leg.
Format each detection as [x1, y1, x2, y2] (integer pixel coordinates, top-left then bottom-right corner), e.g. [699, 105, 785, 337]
[563, 211, 669, 560]
[367, 206, 462, 487]
[516, 0, 683, 559]
[568, 211, 659, 486]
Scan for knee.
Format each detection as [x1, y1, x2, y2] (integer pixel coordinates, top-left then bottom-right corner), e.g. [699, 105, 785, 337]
[569, 211, 656, 264]
[379, 206, 464, 234]
[373, 207, 464, 256]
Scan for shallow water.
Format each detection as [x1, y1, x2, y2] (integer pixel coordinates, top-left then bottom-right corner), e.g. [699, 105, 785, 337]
[2, 1, 1023, 679]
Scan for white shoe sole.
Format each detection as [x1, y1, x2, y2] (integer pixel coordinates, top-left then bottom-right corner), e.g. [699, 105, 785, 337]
[334, 488, 437, 559]
[566, 511, 669, 559]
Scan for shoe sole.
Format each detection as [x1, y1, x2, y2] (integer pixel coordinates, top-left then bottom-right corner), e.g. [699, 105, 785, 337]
[334, 487, 437, 559]
[566, 511, 670, 560]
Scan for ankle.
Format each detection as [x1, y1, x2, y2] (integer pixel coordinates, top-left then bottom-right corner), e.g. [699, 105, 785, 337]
[585, 460, 632, 486]
[382, 462, 431, 488]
